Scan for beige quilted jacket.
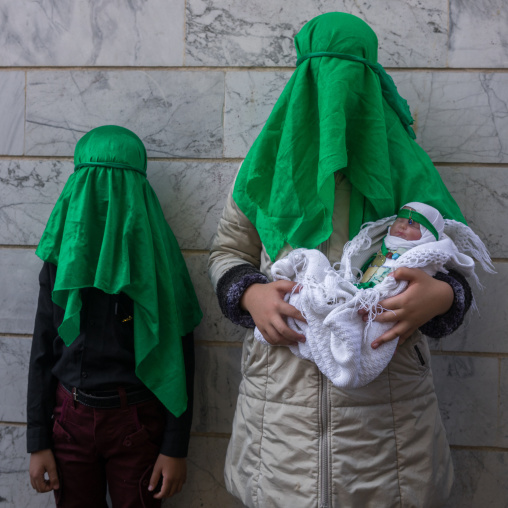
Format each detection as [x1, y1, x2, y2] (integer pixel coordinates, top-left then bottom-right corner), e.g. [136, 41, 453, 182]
[208, 174, 454, 508]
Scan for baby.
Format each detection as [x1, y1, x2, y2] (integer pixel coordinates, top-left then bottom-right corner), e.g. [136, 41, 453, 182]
[254, 202, 494, 388]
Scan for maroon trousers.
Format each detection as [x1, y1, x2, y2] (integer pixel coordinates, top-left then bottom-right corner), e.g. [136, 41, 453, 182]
[52, 384, 165, 508]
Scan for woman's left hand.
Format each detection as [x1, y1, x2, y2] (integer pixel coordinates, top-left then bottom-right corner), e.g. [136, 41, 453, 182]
[360, 267, 454, 349]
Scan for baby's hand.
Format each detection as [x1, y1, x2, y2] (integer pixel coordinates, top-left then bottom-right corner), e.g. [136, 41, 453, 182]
[149, 454, 187, 499]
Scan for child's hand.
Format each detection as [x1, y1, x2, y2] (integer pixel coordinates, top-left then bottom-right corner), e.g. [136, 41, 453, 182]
[29, 449, 60, 493]
[148, 454, 187, 499]
[365, 267, 454, 348]
[240, 281, 306, 346]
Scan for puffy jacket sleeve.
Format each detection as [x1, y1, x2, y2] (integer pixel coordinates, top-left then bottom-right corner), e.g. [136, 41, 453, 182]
[208, 184, 269, 328]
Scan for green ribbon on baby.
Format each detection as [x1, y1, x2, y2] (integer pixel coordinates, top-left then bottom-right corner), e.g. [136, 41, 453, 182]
[36, 125, 202, 417]
[397, 208, 439, 241]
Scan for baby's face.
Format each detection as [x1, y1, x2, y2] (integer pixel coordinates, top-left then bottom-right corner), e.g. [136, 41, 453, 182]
[390, 216, 422, 241]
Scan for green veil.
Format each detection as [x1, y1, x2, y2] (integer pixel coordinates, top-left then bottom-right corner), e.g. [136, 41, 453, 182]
[36, 125, 202, 417]
[233, 12, 466, 261]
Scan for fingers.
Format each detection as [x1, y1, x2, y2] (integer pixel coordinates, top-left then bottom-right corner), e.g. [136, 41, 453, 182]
[46, 462, 60, 491]
[148, 463, 162, 494]
[279, 301, 306, 323]
[371, 322, 412, 349]
[152, 475, 169, 499]
[258, 322, 303, 346]
[390, 267, 421, 282]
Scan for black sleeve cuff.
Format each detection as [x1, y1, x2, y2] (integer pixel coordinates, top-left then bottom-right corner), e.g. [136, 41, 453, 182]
[419, 269, 473, 339]
[27, 426, 53, 454]
[216, 264, 269, 328]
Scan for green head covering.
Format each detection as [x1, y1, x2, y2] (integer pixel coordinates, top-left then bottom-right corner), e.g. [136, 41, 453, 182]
[36, 125, 202, 417]
[233, 12, 466, 261]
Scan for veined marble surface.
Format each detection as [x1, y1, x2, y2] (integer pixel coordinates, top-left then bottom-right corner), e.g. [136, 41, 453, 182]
[0, 72, 25, 155]
[438, 166, 508, 259]
[0, 337, 30, 423]
[224, 70, 508, 163]
[186, 0, 448, 67]
[149, 162, 237, 250]
[224, 71, 291, 158]
[192, 344, 242, 434]
[449, 0, 508, 68]
[427, 263, 508, 355]
[185, 254, 244, 344]
[25, 70, 224, 157]
[0, 0, 184, 66]
[0, 425, 55, 507]
[432, 355, 502, 448]
[165, 436, 244, 508]
[0, 249, 41, 335]
[447, 449, 508, 508]
[0, 160, 72, 245]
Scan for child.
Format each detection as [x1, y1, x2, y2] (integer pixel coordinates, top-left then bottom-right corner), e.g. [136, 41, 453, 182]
[27, 125, 202, 507]
[254, 202, 494, 388]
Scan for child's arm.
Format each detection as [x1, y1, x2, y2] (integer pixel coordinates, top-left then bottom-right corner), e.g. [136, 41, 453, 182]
[148, 332, 194, 499]
[27, 262, 60, 491]
[209, 186, 305, 344]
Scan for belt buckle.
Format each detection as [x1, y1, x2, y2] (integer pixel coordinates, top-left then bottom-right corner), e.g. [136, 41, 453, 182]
[72, 387, 78, 402]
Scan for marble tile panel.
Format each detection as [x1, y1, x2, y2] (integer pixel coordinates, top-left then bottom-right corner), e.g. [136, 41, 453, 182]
[449, 0, 508, 68]
[0, 0, 184, 66]
[438, 166, 508, 259]
[192, 344, 242, 434]
[395, 72, 508, 163]
[0, 337, 31, 423]
[0, 249, 41, 335]
[0, 72, 25, 156]
[427, 263, 508, 354]
[26, 70, 224, 157]
[185, 253, 246, 344]
[186, 0, 448, 67]
[0, 425, 55, 507]
[431, 355, 500, 447]
[446, 449, 508, 508]
[224, 70, 508, 163]
[165, 436, 244, 508]
[224, 71, 291, 158]
[499, 359, 508, 446]
[149, 161, 238, 250]
[0, 159, 72, 245]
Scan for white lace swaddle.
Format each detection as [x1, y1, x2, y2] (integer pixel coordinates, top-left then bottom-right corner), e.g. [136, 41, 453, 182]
[254, 203, 494, 389]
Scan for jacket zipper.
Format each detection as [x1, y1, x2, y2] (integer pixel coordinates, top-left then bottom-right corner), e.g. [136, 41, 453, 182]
[319, 239, 331, 508]
[319, 372, 330, 508]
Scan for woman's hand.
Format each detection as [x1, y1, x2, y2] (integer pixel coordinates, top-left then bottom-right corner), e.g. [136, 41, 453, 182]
[362, 267, 454, 349]
[240, 281, 306, 346]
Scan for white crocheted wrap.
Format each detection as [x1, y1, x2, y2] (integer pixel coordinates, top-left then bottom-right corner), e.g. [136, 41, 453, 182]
[254, 215, 494, 389]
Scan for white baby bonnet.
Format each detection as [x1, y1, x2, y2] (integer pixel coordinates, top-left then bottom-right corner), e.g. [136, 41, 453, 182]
[254, 211, 494, 389]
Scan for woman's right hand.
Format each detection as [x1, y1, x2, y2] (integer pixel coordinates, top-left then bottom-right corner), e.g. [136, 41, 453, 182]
[240, 281, 306, 346]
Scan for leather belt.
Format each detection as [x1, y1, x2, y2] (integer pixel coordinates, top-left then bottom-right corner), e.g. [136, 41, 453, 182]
[60, 383, 155, 409]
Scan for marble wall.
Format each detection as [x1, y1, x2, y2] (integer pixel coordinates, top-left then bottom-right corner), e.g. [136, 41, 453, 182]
[0, 0, 507, 506]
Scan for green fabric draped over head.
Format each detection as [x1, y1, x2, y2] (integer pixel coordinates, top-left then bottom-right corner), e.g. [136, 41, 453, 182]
[36, 125, 202, 417]
[233, 12, 466, 261]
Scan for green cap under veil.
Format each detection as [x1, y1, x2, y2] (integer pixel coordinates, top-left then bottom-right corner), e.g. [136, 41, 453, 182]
[233, 12, 466, 261]
[36, 125, 202, 417]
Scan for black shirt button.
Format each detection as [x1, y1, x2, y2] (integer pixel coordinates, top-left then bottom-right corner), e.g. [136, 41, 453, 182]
[81, 371, 88, 379]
